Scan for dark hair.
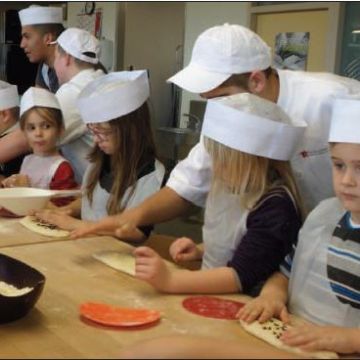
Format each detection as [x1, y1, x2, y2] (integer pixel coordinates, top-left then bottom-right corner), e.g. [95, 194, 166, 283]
[32, 23, 65, 39]
[220, 67, 274, 90]
[86, 101, 157, 214]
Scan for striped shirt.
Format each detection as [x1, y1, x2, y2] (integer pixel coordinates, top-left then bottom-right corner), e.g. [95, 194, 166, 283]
[281, 211, 360, 309]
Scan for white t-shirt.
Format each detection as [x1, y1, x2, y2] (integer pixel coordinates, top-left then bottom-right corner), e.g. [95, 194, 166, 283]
[56, 68, 104, 183]
[167, 70, 360, 211]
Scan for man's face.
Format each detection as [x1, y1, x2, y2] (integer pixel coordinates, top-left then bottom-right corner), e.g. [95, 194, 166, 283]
[53, 46, 68, 85]
[20, 25, 48, 63]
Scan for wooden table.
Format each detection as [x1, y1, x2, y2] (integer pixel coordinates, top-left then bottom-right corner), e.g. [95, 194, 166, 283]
[0, 235, 294, 359]
[0, 217, 73, 248]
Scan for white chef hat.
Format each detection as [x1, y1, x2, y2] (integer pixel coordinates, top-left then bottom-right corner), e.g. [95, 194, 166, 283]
[20, 87, 61, 117]
[167, 23, 271, 93]
[329, 96, 360, 144]
[77, 70, 150, 124]
[50, 28, 100, 64]
[0, 81, 19, 111]
[202, 93, 306, 161]
[19, 6, 63, 26]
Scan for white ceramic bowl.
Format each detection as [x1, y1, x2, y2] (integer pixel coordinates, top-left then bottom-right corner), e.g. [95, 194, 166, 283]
[0, 188, 81, 216]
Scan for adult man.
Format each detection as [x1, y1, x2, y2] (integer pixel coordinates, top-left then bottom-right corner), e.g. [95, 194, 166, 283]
[52, 28, 105, 182]
[19, 5, 64, 93]
[73, 23, 360, 238]
[0, 6, 64, 168]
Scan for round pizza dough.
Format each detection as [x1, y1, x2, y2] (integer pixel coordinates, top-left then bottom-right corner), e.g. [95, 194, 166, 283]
[182, 296, 245, 320]
[19, 215, 70, 238]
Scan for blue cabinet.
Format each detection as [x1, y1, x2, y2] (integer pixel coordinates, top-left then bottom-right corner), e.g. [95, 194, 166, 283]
[340, 2, 360, 80]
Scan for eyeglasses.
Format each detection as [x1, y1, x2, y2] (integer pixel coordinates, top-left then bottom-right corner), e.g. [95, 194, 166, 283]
[86, 124, 113, 141]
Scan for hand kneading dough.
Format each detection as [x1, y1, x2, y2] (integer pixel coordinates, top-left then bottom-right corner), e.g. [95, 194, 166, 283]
[93, 251, 136, 276]
[19, 215, 70, 238]
[240, 318, 338, 359]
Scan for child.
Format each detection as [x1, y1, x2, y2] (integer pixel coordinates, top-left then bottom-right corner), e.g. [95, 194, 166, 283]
[34, 70, 165, 241]
[134, 92, 306, 295]
[0, 81, 26, 182]
[238, 96, 360, 355]
[2, 87, 77, 205]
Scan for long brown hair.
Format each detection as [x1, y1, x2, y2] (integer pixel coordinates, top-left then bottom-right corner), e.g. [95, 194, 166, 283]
[86, 101, 157, 215]
[204, 137, 305, 220]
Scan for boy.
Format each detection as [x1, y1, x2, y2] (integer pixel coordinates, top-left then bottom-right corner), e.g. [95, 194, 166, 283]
[239, 96, 360, 354]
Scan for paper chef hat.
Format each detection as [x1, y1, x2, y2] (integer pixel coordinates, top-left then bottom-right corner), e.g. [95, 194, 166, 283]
[329, 97, 360, 143]
[77, 70, 150, 124]
[20, 87, 61, 117]
[0, 81, 19, 111]
[201, 93, 306, 161]
[19, 6, 63, 26]
[167, 23, 271, 93]
[51, 28, 100, 64]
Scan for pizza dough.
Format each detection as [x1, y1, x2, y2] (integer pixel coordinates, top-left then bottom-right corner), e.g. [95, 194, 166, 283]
[80, 302, 161, 327]
[93, 251, 136, 276]
[183, 296, 245, 320]
[240, 318, 339, 359]
[19, 215, 70, 238]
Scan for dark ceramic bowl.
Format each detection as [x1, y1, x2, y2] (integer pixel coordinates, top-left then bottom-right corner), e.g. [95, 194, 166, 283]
[0, 254, 45, 323]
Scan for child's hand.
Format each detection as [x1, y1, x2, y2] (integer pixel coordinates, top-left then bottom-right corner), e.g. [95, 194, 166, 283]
[169, 237, 203, 262]
[2, 174, 30, 188]
[281, 323, 358, 354]
[33, 209, 82, 231]
[237, 295, 289, 324]
[134, 246, 172, 292]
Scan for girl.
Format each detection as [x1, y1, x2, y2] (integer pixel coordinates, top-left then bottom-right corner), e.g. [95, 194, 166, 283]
[134, 92, 306, 295]
[238, 96, 360, 355]
[2, 87, 77, 206]
[34, 70, 165, 241]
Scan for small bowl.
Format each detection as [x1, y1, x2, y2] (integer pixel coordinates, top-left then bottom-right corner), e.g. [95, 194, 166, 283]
[0, 188, 81, 216]
[0, 254, 45, 323]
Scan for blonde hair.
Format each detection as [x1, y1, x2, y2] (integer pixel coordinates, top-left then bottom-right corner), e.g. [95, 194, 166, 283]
[204, 136, 305, 219]
[86, 101, 157, 215]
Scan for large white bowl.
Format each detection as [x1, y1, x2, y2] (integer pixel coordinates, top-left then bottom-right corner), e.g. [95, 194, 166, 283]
[0, 188, 81, 216]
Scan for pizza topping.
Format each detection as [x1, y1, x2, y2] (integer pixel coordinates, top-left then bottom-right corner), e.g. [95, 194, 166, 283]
[182, 296, 245, 320]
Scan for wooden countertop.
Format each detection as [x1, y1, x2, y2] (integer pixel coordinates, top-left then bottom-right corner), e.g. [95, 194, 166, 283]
[0, 217, 73, 248]
[0, 235, 293, 359]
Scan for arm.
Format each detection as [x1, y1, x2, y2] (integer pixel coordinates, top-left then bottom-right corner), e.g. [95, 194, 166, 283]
[134, 246, 240, 294]
[229, 191, 301, 294]
[281, 324, 360, 354]
[238, 271, 290, 323]
[0, 129, 30, 163]
[71, 141, 211, 238]
[71, 186, 193, 238]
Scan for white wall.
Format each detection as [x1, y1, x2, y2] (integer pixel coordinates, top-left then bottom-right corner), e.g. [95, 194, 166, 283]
[179, 2, 251, 127]
[66, 2, 124, 71]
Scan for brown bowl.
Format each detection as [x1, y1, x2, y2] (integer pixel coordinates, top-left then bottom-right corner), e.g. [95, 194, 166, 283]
[0, 254, 45, 323]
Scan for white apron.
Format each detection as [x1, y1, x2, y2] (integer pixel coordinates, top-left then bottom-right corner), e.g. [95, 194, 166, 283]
[81, 160, 165, 221]
[20, 154, 67, 189]
[288, 197, 360, 327]
[202, 189, 249, 269]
